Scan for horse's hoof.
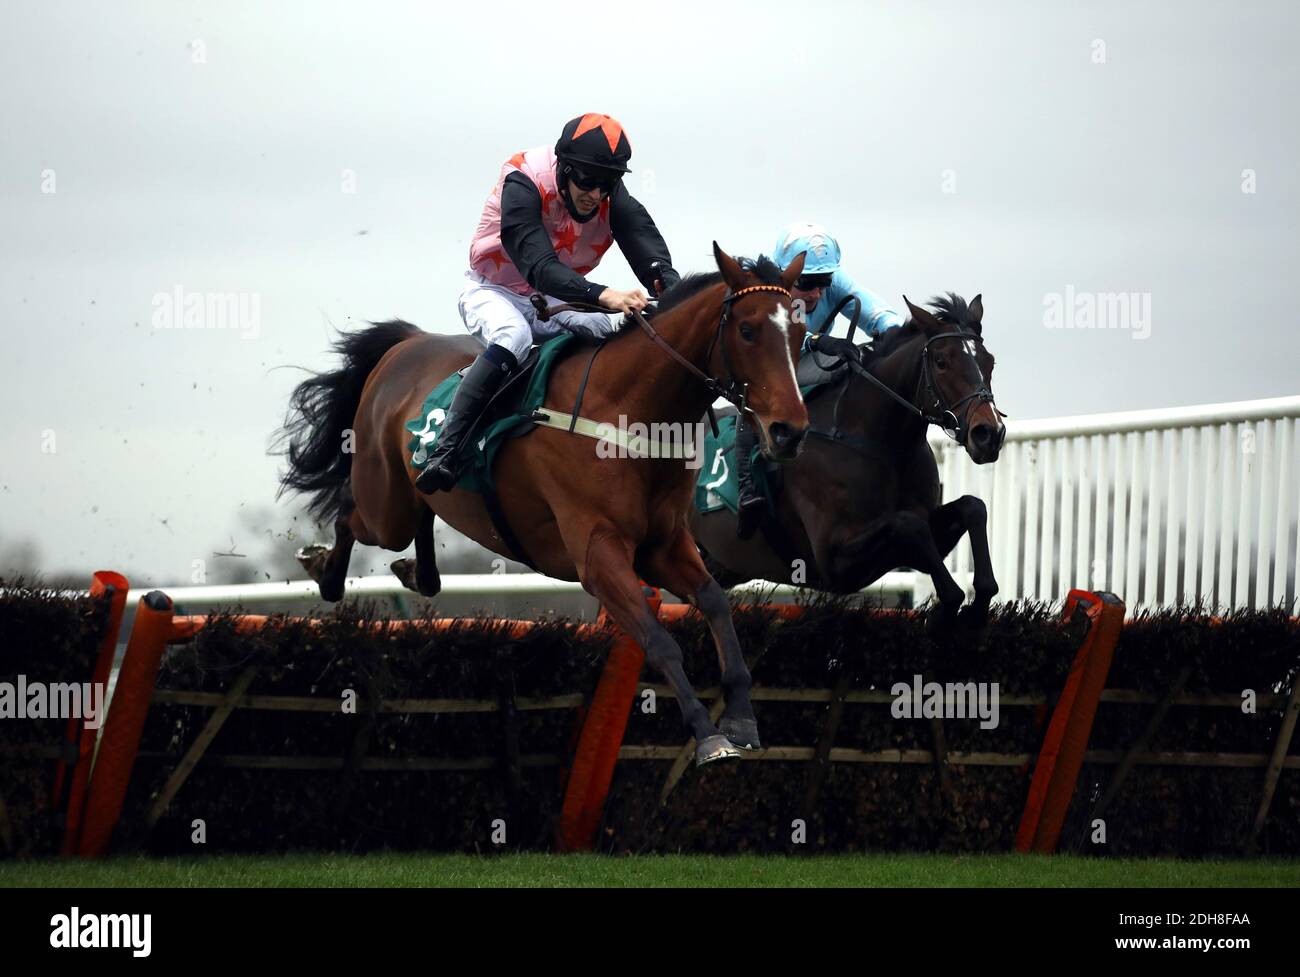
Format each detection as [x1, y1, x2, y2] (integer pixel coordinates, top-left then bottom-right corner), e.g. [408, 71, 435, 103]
[391, 558, 415, 588]
[956, 604, 991, 644]
[925, 601, 960, 639]
[391, 559, 441, 598]
[296, 544, 330, 582]
[695, 734, 743, 767]
[719, 717, 763, 751]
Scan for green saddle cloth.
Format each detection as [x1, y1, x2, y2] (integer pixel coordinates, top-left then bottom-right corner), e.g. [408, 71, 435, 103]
[694, 412, 771, 516]
[692, 383, 821, 517]
[405, 334, 580, 494]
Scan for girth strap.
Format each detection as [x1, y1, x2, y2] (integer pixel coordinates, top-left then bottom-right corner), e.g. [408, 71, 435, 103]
[530, 408, 697, 460]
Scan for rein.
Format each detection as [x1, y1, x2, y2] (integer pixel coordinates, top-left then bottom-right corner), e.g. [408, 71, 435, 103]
[530, 283, 791, 433]
[805, 329, 1003, 448]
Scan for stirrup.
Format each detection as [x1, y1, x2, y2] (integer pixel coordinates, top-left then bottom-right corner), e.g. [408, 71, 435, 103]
[415, 453, 462, 494]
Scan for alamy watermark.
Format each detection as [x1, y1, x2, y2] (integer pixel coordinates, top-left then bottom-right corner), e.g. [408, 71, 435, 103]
[0, 676, 106, 729]
[1043, 286, 1151, 339]
[891, 674, 1000, 729]
[594, 415, 706, 470]
[50, 908, 151, 957]
[152, 285, 261, 339]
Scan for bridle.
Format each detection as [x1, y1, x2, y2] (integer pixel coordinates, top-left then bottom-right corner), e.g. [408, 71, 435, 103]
[807, 327, 1004, 451]
[532, 282, 791, 434]
[914, 332, 1003, 447]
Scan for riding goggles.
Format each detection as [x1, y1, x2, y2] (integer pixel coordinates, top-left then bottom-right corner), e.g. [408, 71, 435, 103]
[567, 164, 622, 195]
[795, 273, 834, 291]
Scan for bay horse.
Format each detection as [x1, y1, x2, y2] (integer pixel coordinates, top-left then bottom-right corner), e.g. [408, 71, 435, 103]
[278, 244, 809, 764]
[691, 293, 1006, 637]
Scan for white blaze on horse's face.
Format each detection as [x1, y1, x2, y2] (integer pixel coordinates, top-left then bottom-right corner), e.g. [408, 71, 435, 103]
[768, 303, 790, 340]
[962, 338, 985, 381]
[768, 304, 799, 387]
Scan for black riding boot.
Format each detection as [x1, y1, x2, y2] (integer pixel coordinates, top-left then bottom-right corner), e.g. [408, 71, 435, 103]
[415, 344, 516, 494]
[734, 415, 764, 540]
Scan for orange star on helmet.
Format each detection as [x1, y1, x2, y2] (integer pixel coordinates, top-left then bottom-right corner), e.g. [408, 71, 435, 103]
[574, 113, 627, 153]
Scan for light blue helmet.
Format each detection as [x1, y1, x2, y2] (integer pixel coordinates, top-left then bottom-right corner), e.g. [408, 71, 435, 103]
[773, 222, 841, 275]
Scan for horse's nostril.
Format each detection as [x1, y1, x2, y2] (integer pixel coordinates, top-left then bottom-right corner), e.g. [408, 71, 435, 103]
[768, 423, 805, 457]
[971, 424, 992, 447]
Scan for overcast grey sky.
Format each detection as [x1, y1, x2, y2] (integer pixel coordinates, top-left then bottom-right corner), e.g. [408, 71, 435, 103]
[1, 0, 1297, 587]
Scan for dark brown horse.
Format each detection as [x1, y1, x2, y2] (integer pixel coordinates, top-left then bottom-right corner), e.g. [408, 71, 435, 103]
[691, 294, 1005, 637]
[278, 245, 809, 764]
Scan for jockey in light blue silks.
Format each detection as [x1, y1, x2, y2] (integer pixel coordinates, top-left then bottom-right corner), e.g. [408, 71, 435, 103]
[733, 222, 904, 539]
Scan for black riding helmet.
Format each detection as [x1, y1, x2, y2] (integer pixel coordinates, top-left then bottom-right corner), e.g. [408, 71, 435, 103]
[554, 113, 632, 223]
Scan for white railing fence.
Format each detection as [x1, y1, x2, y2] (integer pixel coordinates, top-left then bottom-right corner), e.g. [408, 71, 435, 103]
[123, 572, 919, 614]
[933, 395, 1300, 612]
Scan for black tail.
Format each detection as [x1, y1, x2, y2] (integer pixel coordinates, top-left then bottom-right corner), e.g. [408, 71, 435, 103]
[276, 320, 420, 523]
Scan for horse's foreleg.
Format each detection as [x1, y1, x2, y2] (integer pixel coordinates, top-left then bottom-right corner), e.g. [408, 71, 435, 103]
[641, 529, 760, 750]
[574, 522, 738, 767]
[825, 512, 967, 636]
[929, 495, 998, 629]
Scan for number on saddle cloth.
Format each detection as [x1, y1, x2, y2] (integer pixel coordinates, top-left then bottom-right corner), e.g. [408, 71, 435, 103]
[403, 334, 580, 492]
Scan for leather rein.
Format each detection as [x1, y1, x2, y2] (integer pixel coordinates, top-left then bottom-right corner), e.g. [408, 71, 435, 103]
[805, 326, 1004, 452]
[530, 283, 791, 435]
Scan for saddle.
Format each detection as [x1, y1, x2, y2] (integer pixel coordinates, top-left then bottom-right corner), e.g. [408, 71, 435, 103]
[405, 334, 588, 491]
[797, 337, 857, 397]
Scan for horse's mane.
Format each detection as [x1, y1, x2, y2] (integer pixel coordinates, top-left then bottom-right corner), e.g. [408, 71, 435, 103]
[928, 292, 980, 330]
[870, 292, 979, 356]
[654, 255, 785, 315]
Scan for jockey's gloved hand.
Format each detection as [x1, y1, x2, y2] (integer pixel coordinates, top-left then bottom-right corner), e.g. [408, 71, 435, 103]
[807, 333, 860, 362]
[649, 261, 680, 297]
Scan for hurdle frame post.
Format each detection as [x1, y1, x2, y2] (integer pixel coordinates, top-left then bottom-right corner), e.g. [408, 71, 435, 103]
[1015, 589, 1125, 854]
[75, 589, 175, 857]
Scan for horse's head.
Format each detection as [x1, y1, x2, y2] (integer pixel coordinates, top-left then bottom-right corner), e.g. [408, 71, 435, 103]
[713, 242, 809, 460]
[903, 293, 1005, 464]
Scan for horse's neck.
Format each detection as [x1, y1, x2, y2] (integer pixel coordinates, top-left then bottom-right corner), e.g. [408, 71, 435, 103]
[850, 336, 929, 443]
[588, 287, 721, 423]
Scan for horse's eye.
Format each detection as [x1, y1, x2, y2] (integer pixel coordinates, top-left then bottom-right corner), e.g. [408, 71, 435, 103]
[739, 324, 756, 342]
[934, 355, 948, 369]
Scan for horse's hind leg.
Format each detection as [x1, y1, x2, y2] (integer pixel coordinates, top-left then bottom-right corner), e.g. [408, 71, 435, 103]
[390, 505, 441, 597]
[641, 527, 761, 751]
[297, 490, 359, 602]
[929, 495, 998, 630]
[573, 522, 738, 767]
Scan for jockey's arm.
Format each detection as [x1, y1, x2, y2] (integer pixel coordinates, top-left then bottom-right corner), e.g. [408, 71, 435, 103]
[826, 270, 904, 337]
[608, 183, 680, 297]
[500, 172, 609, 305]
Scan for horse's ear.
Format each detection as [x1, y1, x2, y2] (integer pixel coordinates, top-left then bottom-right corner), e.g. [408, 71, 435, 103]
[905, 295, 943, 336]
[713, 241, 746, 291]
[969, 293, 984, 329]
[779, 250, 807, 290]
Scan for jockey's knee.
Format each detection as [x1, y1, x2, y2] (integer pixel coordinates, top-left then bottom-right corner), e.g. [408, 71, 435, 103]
[481, 342, 518, 374]
[495, 329, 532, 363]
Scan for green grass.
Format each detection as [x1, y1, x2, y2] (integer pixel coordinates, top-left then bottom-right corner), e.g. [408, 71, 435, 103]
[3, 853, 1298, 888]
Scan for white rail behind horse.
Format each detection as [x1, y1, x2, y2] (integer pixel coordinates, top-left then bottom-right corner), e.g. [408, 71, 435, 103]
[931, 394, 1300, 612]
[122, 571, 923, 612]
